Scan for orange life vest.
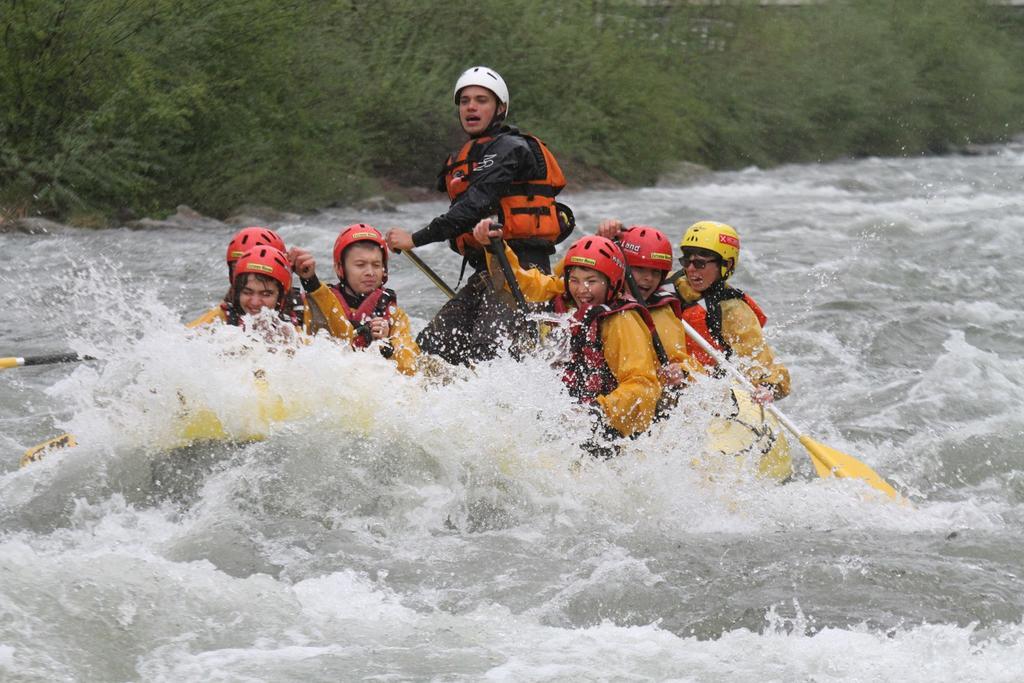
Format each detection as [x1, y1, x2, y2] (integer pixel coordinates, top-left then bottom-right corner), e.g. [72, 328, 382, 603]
[443, 132, 566, 254]
[681, 290, 767, 366]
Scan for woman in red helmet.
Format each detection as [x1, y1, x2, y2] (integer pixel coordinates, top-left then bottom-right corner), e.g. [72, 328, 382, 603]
[289, 224, 419, 375]
[472, 220, 660, 441]
[598, 221, 705, 390]
[187, 226, 294, 328]
[188, 245, 303, 335]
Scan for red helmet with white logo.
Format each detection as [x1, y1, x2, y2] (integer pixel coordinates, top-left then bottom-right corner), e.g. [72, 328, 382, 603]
[232, 246, 292, 302]
[226, 227, 286, 281]
[618, 226, 673, 272]
[563, 235, 626, 297]
[333, 224, 389, 282]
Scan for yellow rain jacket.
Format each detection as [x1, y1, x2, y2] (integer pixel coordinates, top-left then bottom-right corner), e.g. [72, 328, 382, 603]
[647, 304, 706, 381]
[487, 246, 660, 436]
[304, 284, 420, 376]
[675, 278, 790, 399]
[186, 306, 227, 328]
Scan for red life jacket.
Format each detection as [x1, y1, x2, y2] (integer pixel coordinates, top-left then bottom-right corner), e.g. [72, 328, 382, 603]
[443, 131, 566, 255]
[681, 284, 766, 366]
[645, 283, 683, 318]
[561, 298, 656, 405]
[319, 285, 396, 348]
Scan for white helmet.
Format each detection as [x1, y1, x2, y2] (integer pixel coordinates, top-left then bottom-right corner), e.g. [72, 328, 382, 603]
[453, 66, 509, 115]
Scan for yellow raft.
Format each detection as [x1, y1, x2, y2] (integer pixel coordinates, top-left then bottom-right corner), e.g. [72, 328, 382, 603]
[22, 383, 792, 482]
[703, 387, 793, 482]
[20, 375, 289, 467]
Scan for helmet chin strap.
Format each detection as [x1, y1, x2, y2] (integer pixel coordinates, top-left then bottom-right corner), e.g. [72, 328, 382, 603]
[722, 258, 735, 280]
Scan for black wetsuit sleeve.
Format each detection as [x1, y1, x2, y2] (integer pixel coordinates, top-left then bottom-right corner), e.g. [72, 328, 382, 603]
[299, 274, 322, 293]
[412, 135, 537, 247]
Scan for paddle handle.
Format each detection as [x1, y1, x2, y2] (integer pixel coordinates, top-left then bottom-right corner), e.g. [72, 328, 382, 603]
[621, 264, 670, 366]
[1, 353, 95, 370]
[400, 249, 456, 299]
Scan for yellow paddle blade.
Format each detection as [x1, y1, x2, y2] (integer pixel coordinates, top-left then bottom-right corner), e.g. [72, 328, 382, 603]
[177, 408, 228, 444]
[798, 434, 899, 500]
[21, 433, 77, 467]
[1, 357, 23, 370]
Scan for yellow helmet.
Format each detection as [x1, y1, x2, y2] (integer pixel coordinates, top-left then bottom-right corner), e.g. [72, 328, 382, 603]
[680, 221, 740, 280]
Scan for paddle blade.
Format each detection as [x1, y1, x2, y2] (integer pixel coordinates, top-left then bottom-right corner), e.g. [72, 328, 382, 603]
[798, 434, 899, 500]
[21, 433, 77, 467]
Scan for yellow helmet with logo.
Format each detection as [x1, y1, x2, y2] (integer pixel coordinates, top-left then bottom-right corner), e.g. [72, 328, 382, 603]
[680, 221, 740, 280]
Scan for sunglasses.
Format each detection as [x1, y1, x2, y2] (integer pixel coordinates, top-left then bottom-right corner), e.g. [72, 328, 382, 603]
[680, 256, 720, 269]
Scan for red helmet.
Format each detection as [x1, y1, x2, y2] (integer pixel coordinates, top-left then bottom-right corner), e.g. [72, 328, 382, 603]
[226, 227, 286, 280]
[618, 226, 673, 272]
[333, 223, 389, 282]
[563, 236, 625, 296]
[232, 246, 292, 301]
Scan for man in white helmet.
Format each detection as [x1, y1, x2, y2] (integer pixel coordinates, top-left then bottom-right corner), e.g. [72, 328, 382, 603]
[387, 66, 574, 365]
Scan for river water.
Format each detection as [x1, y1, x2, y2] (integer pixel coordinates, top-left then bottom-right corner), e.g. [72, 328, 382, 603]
[2, 143, 1023, 681]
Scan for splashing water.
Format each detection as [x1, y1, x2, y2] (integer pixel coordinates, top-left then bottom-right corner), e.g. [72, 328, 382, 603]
[2, 144, 1024, 680]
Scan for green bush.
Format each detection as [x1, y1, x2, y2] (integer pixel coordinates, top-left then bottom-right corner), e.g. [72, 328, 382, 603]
[2, 0, 1023, 222]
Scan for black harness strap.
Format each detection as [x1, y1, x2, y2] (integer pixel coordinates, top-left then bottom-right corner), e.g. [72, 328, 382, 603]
[695, 280, 749, 357]
[507, 182, 560, 198]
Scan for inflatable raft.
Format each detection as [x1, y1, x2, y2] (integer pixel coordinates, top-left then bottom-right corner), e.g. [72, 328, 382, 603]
[22, 381, 792, 482]
[704, 387, 792, 482]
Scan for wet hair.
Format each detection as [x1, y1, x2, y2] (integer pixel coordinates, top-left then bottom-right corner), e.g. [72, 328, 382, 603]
[232, 272, 283, 311]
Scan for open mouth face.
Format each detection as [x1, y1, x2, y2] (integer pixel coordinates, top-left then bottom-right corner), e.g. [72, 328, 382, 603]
[458, 86, 501, 136]
[567, 267, 610, 309]
[630, 266, 664, 300]
[680, 253, 721, 293]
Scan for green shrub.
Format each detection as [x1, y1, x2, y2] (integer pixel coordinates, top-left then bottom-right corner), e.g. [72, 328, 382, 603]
[2, 0, 1023, 221]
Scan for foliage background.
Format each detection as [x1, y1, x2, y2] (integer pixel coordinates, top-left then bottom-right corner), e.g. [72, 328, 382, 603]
[2, 0, 1023, 222]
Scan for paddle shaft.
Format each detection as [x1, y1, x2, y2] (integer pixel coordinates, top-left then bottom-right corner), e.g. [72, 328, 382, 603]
[681, 316, 900, 497]
[675, 316, 804, 435]
[486, 235, 531, 311]
[620, 264, 670, 366]
[400, 249, 456, 299]
[1, 353, 95, 370]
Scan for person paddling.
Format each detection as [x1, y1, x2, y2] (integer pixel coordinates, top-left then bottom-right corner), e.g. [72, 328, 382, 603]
[674, 221, 790, 404]
[188, 226, 303, 328]
[290, 224, 420, 375]
[597, 221, 705, 393]
[386, 66, 572, 366]
[473, 220, 660, 453]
